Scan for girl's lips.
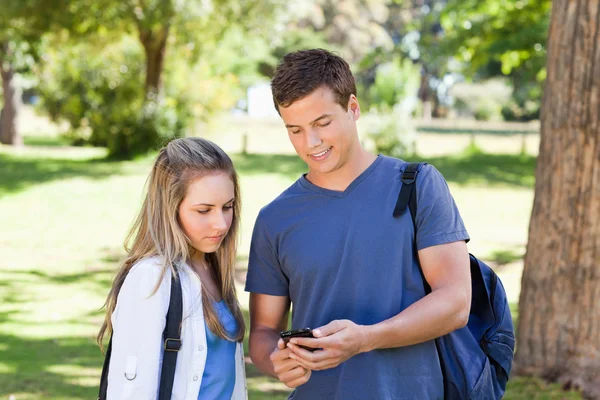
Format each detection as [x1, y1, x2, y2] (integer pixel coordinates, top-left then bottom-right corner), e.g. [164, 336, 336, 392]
[206, 235, 224, 242]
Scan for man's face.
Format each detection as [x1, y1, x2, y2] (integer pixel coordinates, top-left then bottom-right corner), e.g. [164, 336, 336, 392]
[279, 86, 361, 178]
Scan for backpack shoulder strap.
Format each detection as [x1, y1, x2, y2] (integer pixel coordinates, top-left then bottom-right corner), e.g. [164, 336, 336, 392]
[158, 269, 183, 400]
[98, 267, 183, 400]
[393, 162, 425, 224]
[98, 337, 112, 399]
[393, 162, 430, 294]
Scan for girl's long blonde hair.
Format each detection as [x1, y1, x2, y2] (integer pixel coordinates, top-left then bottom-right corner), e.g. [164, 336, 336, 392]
[98, 137, 245, 350]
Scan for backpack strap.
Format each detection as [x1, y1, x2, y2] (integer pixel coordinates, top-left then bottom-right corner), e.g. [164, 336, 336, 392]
[158, 269, 183, 400]
[98, 268, 183, 400]
[393, 162, 422, 220]
[98, 337, 112, 399]
[395, 162, 448, 392]
[393, 162, 431, 294]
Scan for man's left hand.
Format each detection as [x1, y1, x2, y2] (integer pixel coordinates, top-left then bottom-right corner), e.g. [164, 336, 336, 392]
[286, 320, 369, 371]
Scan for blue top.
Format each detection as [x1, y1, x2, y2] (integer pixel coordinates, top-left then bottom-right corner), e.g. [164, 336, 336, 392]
[245, 156, 470, 400]
[198, 300, 238, 400]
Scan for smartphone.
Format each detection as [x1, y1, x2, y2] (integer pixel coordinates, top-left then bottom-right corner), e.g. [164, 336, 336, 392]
[280, 328, 316, 351]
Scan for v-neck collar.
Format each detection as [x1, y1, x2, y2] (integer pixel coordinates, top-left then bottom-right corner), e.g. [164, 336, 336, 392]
[298, 154, 382, 198]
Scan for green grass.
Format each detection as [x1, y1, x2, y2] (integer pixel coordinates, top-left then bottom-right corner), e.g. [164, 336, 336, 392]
[0, 142, 582, 399]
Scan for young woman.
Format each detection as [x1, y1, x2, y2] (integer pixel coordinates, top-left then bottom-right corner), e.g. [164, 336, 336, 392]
[98, 137, 247, 399]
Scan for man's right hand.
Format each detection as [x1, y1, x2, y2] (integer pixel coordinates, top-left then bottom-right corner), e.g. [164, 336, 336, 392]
[270, 339, 312, 388]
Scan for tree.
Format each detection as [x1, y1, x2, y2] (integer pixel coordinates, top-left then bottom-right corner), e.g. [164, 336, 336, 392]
[35, 0, 282, 157]
[66, 0, 280, 96]
[515, 0, 600, 397]
[0, 0, 58, 146]
[0, 41, 23, 146]
[440, 0, 551, 120]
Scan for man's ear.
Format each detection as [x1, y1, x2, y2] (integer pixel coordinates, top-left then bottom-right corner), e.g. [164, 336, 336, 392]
[348, 95, 361, 121]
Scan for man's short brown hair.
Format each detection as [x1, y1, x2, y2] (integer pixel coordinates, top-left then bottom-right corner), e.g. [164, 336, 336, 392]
[271, 49, 357, 113]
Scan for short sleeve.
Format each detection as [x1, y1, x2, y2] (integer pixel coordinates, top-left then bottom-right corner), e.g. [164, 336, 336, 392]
[244, 213, 289, 297]
[414, 164, 470, 251]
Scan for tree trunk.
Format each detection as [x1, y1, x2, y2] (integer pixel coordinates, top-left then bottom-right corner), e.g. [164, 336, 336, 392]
[0, 42, 23, 146]
[515, 0, 600, 398]
[418, 70, 432, 120]
[139, 26, 169, 96]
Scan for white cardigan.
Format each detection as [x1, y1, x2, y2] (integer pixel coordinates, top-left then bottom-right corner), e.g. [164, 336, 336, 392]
[107, 256, 247, 399]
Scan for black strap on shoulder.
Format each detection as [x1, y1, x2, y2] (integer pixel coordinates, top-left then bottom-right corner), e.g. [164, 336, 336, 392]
[158, 270, 183, 400]
[98, 268, 183, 400]
[393, 162, 422, 219]
[394, 162, 431, 295]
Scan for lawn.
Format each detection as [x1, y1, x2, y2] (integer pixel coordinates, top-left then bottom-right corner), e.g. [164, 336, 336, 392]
[0, 134, 582, 399]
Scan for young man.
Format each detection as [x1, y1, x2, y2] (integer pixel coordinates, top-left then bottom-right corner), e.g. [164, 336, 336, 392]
[245, 49, 471, 399]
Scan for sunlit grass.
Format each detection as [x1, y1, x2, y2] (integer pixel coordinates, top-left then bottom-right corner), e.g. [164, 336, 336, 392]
[0, 140, 582, 399]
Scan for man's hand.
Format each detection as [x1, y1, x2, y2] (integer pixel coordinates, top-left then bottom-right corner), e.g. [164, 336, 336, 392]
[270, 339, 312, 388]
[285, 320, 368, 371]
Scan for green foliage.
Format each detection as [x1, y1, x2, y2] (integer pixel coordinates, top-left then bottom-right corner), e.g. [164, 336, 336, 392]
[366, 56, 421, 109]
[38, 37, 190, 158]
[439, 0, 550, 118]
[363, 106, 416, 158]
[474, 104, 494, 121]
[501, 99, 540, 122]
[258, 28, 329, 77]
[440, 0, 550, 77]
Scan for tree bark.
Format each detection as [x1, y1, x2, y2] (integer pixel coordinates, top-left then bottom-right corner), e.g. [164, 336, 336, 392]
[515, 0, 600, 398]
[0, 42, 23, 146]
[418, 70, 432, 120]
[139, 26, 169, 95]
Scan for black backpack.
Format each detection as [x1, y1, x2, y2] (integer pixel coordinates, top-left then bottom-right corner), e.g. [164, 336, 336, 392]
[394, 162, 515, 399]
[98, 270, 183, 400]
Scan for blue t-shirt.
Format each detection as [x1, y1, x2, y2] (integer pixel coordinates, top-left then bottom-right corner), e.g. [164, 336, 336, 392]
[245, 155, 470, 400]
[198, 300, 238, 400]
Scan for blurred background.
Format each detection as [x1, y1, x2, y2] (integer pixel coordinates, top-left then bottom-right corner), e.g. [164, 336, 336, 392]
[0, 0, 590, 399]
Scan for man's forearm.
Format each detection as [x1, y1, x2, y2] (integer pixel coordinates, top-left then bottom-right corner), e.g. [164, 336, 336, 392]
[361, 287, 470, 352]
[249, 327, 280, 378]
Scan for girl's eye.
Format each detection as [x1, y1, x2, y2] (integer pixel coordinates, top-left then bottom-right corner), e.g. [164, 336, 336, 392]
[197, 210, 210, 215]
[224, 205, 234, 211]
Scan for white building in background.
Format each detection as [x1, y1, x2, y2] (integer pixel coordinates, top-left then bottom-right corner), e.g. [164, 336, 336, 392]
[247, 83, 279, 118]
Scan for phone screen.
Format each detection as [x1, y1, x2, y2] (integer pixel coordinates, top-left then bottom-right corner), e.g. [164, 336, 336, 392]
[280, 328, 316, 351]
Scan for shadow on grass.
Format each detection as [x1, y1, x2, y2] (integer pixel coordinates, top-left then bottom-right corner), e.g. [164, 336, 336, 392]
[488, 249, 524, 266]
[231, 153, 307, 181]
[417, 151, 536, 188]
[504, 376, 583, 400]
[2, 268, 114, 289]
[231, 151, 536, 188]
[0, 333, 103, 399]
[0, 153, 124, 196]
[2, 148, 536, 199]
[416, 126, 538, 136]
[23, 135, 70, 147]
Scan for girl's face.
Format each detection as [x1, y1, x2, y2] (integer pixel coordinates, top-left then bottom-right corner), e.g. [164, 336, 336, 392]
[178, 172, 235, 256]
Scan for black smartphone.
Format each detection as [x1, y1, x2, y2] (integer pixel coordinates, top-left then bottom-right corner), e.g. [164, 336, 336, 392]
[280, 328, 316, 351]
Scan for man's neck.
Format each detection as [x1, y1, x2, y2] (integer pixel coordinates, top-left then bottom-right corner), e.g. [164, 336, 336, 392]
[306, 149, 377, 191]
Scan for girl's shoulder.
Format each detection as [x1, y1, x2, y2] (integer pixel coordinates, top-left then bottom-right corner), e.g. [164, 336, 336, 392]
[128, 255, 166, 274]
[122, 256, 171, 298]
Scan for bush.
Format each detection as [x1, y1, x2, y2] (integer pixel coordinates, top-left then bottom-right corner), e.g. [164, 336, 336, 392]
[361, 105, 417, 158]
[501, 99, 540, 122]
[474, 103, 494, 121]
[450, 79, 510, 120]
[357, 55, 421, 111]
[38, 37, 191, 158]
